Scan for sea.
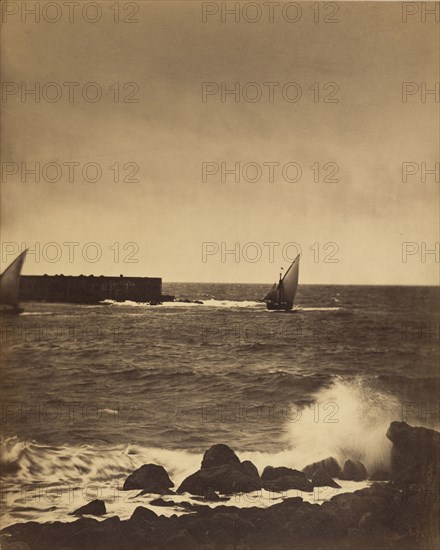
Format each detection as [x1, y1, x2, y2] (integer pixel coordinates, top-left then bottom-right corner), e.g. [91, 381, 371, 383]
[1, 284, 439, 527]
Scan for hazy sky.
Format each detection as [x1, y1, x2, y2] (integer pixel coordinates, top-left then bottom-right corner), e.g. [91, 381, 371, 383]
[1, 1, 439, 284]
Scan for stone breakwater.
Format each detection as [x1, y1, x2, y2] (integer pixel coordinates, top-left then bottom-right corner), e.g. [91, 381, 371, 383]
[1, 422, 438, 550]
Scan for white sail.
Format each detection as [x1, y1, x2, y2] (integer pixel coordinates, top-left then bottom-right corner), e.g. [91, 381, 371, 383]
[0, 250, 27, 308]
[280, 254, 300, 305]
[263, 283, 278, 302]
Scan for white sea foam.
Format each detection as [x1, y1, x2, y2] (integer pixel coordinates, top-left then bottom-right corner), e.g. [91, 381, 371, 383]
[101, 299, 264, 309]
[285, 377, 401, 472]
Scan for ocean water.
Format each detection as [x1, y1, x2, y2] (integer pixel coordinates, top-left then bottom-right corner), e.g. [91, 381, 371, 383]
[0, 284, 439, 526]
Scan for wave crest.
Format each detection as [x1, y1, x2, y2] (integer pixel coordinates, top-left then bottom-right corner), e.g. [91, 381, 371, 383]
[286, 377, 401, 472]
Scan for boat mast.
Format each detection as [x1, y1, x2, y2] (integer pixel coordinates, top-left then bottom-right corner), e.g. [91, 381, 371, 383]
[278, 269, 283, 303]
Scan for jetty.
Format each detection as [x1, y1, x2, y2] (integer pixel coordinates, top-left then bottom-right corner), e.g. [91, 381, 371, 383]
[19, 274, 171, 304]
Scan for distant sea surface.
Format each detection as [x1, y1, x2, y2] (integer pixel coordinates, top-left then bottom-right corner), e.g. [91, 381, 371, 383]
[1, 284, 439, 525]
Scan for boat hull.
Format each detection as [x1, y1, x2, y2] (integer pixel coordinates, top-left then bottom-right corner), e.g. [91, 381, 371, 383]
[265, 301, 293, 311]
[0, 305, 24, 315]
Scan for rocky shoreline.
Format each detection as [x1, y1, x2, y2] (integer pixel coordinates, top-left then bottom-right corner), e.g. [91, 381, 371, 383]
[1, 421, 438, 550]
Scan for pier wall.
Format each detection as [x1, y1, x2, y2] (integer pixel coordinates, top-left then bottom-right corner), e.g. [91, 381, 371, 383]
[20, 275, 162, 304]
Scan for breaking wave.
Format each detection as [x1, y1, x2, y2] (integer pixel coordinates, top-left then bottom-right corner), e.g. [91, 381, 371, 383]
[286, 377, 401, 472]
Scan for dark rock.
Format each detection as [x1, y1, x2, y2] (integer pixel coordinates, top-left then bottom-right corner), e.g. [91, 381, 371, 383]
[62, 517, 111, 549]
[100, 516, 120, 529]
[386, 421, 440, 487]
[202, 486, 221, 501]
[321, 483, 399, 531]
[303, 457, 341, 479]
[322, 492, 376, 529]
[123, 463, 174, 492]
[283, 504, 346, 540]
[265, 496, 304, 525]
[150, 497, 171, 507]
[129, 506, 158, 524]
[207, 511, 253, 541]
[178, 464, 261, 496]
[261, 466, 313, 492]
[201, 444, 241, 470]
[72, 499, 106, 517]
[358, 511, 392, 535]
[0, 477, 429, 550]
[179, 445, 260, 498]
[369, 469, 390, 481]
[184, 505, 242, 543]
[162, 528, 198, 550]
[387, 422, 440, 547]
[240, 460, 259, 480]
[339, 460, 368, 481]
[311, 468, 341, 489]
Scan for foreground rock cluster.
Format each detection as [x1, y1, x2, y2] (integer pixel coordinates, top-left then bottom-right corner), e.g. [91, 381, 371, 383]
[1, 422, 438, 550]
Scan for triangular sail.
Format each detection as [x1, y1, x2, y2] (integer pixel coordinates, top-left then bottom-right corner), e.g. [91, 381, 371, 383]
[280, 254, 300, 305]
[263, 283, 278, 302]
[0, 250, 27, 308]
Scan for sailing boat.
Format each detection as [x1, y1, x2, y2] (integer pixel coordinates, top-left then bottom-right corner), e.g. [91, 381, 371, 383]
[0, 249, 28, 314]
[263, 254, 300, 311]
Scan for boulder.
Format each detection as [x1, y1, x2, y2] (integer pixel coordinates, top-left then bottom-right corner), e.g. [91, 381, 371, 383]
[178, 444, 260, 497]
[72, 499, 106, 517]
[261, 466, 313, 492]
[386, 421, 440, 487]
[322, 483, 400, 531]
[123, 463, 174, 492]
[387, 422, 440, 547]
[128, 506, 158, 524]
[178, 464, 261, 496]
[322, 492, 378, 530]
[201, 444, 241, 470]
[125, 507, 159, 545]
[240, 460, 260, 480]
[303, 457, 341, 479]
[311, 468, 341, 489]
[339, 460, 368, 481]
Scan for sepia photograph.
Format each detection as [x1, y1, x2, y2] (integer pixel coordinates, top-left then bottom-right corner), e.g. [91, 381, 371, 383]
[1, 1, 439, 549]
